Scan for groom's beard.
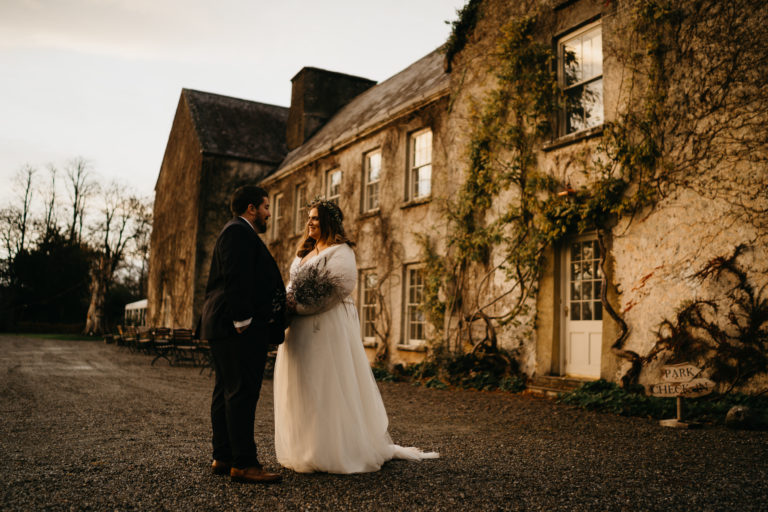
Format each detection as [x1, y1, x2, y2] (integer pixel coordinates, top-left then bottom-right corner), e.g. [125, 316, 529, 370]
[253, 217, 268, 233]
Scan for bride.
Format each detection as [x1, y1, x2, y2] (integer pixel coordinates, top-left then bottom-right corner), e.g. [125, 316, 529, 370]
[273, 199, 438, 474]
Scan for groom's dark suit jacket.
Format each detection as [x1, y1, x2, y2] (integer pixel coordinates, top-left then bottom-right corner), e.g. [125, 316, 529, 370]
[200, 217, 286, 344]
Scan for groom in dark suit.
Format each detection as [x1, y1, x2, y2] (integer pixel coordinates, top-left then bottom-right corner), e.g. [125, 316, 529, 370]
[200, 185, 286, 484]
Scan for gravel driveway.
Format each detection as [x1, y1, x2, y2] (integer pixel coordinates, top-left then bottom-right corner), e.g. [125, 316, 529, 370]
[1, 334, 767, 511]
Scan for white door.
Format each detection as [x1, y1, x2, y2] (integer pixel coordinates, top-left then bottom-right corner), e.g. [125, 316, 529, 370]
[562, 236, 603, 378]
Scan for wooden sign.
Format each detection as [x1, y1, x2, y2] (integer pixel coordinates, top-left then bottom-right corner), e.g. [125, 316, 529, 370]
[646, 362, 715, 428]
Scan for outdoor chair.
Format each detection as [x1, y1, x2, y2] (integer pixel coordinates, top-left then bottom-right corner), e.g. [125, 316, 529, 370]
[136, 327, 153, 354]
[121, 325, 138, 352]
[150, 327, 173, 366]
[115, 325, 127, 347]
[172, 328, 198, 366]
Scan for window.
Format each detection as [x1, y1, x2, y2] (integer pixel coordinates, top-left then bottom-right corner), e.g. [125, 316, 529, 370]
[326, 169, 342, 205]
[568, 238, 602, 321]
[359, 270, 378, 344]
[407, 129, 432, 200]
[363, 150, 381, 212]
[271, 193, 283, 240]
[559, 21, 603, 135]
[293, 184, 307, 235]
[403, 265, 426, 345]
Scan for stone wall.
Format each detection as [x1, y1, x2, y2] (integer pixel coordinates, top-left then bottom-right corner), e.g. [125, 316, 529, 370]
[444, 0, 767, 390]
[147, 95, 203, 329]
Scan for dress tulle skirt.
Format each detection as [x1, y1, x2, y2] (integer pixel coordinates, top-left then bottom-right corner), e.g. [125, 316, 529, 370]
[273, 301, 437, 473]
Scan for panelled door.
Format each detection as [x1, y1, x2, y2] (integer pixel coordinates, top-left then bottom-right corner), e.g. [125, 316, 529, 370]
[562, 235, 603, 378]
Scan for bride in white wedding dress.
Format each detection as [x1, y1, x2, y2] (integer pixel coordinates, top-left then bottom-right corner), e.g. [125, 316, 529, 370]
[273, 199, 438, 474]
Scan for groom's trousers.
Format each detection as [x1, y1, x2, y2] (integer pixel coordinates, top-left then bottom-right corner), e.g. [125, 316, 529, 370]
[209, 335, 269, 469]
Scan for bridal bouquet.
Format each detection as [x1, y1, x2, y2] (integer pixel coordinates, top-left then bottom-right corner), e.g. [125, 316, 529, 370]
[288, 260, 344, 315]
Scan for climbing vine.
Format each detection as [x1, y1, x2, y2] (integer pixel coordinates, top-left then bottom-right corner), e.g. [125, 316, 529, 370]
[443, 0, 483, 73]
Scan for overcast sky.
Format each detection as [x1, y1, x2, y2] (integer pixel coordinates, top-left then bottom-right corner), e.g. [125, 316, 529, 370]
[0, 0, 465, 207]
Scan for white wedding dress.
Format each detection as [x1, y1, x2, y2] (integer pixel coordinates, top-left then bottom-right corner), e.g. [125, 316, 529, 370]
[273, 243, 438, 473]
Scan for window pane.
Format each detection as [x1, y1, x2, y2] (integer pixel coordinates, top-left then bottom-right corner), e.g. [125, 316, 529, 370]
[327, 170, 341, 200]
[594, 301, 602, 320]
[571, 302, 580, 321]
[581, 27, 603, 79]
[413, 131, 432, 167]
[594, 280, 602, 300]
[582, 301, 592, 320]
[367, 152, 381, 182]
[367, 182, 379, 210]
[583, 78, 604, 127]
[571, 262, 581, 281]
[583, 281, 592, 300]
[415, 165, 431, 198]
[571, 282, 581, 301]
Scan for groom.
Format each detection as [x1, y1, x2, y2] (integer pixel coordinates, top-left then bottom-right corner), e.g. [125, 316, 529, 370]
[200, 185, 286, 484]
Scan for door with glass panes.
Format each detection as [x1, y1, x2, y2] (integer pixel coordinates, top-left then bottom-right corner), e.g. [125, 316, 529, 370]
[562, 235, 603, 377]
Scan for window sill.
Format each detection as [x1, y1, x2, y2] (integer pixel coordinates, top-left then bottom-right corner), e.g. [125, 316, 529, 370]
[362, 340, 377, 349]
[400, 197, 431, 210]
[358, 209, 381, 220]
[542, 125, 603, 152]
[396, 343, 427, 353]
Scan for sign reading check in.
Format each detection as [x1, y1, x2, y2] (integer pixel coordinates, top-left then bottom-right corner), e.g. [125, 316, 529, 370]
[646, 362, 715, 427]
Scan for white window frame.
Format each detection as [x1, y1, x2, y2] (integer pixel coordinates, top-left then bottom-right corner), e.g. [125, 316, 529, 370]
[363, 149, 382, 212]
[271, 192, 283, 240]
[359, 269, 378, 345]
[402, 264, 426, 346]
[558, 20, 603, 136]
[407, 128, 432, 201]
[293, 183, 307, 235]
[325, 168, 342, 205]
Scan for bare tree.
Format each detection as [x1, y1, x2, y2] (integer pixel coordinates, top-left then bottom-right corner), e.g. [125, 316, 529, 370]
[0, 165, 36, 260]
[84, 183, 146, 335]
[126, 195, 153, 296]
[65, 157, 96, 244]
[15, 165, 35, 254]
[40, 164, 59, 241]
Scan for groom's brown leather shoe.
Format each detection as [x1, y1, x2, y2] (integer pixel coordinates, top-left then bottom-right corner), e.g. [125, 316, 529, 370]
[230, 466, 282, 484]
[211, 460, 231, 475]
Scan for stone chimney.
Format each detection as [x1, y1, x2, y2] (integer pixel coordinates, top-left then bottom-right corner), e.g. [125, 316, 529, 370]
[286, 67, 376, 150]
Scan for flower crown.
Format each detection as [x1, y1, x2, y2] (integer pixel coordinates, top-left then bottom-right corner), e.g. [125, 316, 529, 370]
[307, 196, 344, 230]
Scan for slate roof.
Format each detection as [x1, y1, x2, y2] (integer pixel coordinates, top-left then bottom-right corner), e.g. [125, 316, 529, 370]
[272, 47, 450, 178]
[183, 89, 289, 164]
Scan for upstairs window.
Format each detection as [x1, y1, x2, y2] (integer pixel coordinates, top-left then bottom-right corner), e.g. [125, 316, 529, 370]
[293, 183, 307, 235]
[363, 150, 381, 212]
[326, 169, 342, 205]
[407, 129, 432, 200]
[559, 21, 603, 135]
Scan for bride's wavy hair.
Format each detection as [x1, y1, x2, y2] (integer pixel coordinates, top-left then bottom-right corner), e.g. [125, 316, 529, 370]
[296, 198, 355, 257]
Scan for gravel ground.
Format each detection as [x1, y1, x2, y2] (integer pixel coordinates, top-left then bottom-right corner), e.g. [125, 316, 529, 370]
[1, 334, 767, 511]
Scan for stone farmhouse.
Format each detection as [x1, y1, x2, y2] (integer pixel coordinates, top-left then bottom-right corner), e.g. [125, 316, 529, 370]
[148, 0, 767, 392]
